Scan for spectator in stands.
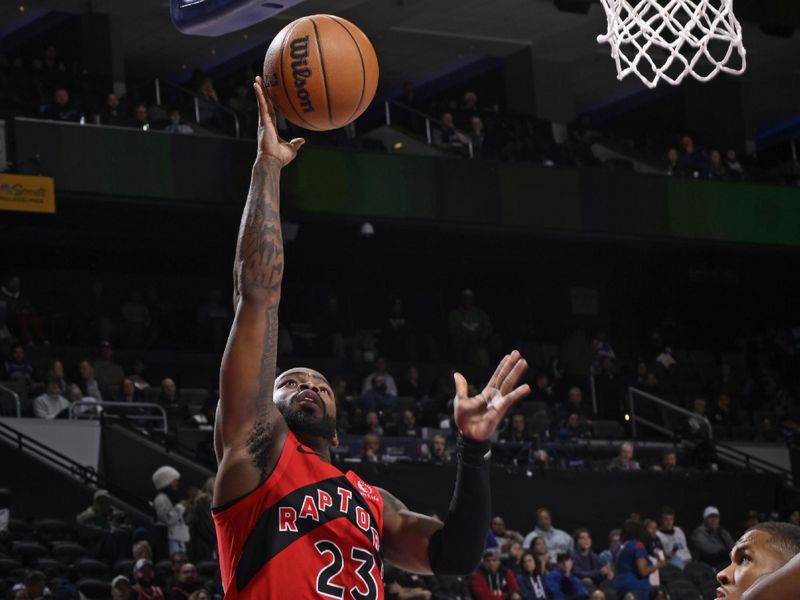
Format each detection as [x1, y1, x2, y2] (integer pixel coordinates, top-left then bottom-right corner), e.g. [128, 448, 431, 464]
[3, 343, 35, 386]
[133, 559, 165, 600]
[361, 374, 397, 414]
[724, 149, 745, 180]
[187, 477, 216, 562]
[159, 378, 189, 424]
[122, 290, 151, 348]
[572, 529, 612, 587]
[448, 289, 494, 367]
[530, 537, 551, 575]
[656, 506, 692, 569]
[384, 298, 418, 361]
[599, 529, 622, 574]
[469, 548, 521, 600]
[524, 508, 574, 559]
[643, 519, 666, 561]
[66, 382, 101, 417]
[152, 466, 190, 555]
[34, 45, 67, 95]
[76, 489, 134, 562]
[665, 147, 684, 176]
[362, 433, 382, 463]
[398, 366, 425, 400]
[129, 359, 151, 390]
[363, 410, 384, 436]
[517, 551, 548, 600]
[33, 377, 70, 419]
[24, 571, 49, 600]
[45, 360, 67, 394]
[426, 433, 450, 464]
[361, 357, 398, 396]
[545, 553, 589, 600]
[505, 541, 525, 573]
[650, 448, 681, 473]
[169, 562, 202, 599]
[556, 413, 589, 441]
[691, 506, 734, 566]
[79, 359, 104, 401]
[557, 387, 591, 424]
[590, 332, 616, 373]
[164, 109, 194, 135]
[607, 442, 641, 471]
[384, 566, 433, 600]
[531, 373, 554, 404]
[589, 592, 605, 600]
[711, 392, 738, 439]
[462, 91, 479, 112]
[120, 378, 140, 403]
[500, 412, 533, 443]
[133, 103, 150, 130]
[112, 575, 135, 600]
[195, 77, 219, 124]
[615, 519, 664, 600]
[492, 516, 525, 556]
[706, 149, 728, 180]
[679, 135, 704, 177]
[133, 540, 153, 561]
[95, 340, 125, 390]
[433, 112, 469, 153]
[395, 408, 420, 437]
[99, 93, 130, 127]
[469, 116, 486, 158]
[42, 87, 80, 122]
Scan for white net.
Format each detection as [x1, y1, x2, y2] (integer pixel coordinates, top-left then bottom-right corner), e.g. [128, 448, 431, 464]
[597, 0, 747, 88]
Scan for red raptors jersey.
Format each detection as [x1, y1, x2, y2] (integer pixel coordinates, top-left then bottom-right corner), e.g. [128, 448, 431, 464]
[213, 430, 384, 599]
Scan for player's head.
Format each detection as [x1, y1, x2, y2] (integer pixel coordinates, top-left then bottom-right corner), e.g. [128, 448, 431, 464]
[273, 368, 337, 444]
[716, 521, 800, 599]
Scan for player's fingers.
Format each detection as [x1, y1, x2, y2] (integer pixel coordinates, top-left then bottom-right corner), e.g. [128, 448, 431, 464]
[491, 384, 531, 418]
[254, 78, 271, 127]
[499, 358, 528, 395]
[493, 350, 520, 390]
[453, 371, 468, 402]
[288, 138, 306, 152]
[487, 354, 510, 389]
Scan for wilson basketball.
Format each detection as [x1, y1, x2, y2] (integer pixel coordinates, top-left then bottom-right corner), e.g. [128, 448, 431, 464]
[262, 15, 379, 131]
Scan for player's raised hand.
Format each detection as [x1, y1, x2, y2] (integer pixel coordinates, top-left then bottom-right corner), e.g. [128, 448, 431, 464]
[253, 76, 304, 166]
[453, 350, 530, 441]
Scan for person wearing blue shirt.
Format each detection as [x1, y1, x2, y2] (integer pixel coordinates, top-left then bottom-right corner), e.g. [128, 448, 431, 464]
[615, 520, 665, 600]
[571, 528, 611, 587]
[545, 553, 589, 600]
[517, 551, 549, 600]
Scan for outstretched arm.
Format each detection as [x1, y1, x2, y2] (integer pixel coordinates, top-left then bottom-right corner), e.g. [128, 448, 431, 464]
[381, 351, 530, 575]
[214, 78, 304, 507]
[742, 553, 800, 600]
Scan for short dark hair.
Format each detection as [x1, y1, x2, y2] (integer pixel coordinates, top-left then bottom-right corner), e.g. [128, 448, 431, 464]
[660, 506, 675, 517]
[573, 528, 590, 542]
[622, 518, 646, 542]
[556, 552, 572, 563]
[748, 522, 800, 563]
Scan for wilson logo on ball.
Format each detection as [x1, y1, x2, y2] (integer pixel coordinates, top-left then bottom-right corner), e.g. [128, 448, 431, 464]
[289, 36, 314, 113]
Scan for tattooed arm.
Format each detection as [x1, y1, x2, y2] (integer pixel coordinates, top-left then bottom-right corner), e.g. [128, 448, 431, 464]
[214, 78, 304, 507]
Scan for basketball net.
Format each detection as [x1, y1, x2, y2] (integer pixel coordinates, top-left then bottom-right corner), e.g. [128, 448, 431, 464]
[596, 0, 747, 88]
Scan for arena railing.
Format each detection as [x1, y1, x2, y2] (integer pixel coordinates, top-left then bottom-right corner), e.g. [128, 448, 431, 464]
[0, 419, 153, 516]
[627, 386, 713, 440]
[384, 99, 474, 159]
[68, 401, 169, 434]
[0, 383, 21, 417]
[154, 78, 241, 138]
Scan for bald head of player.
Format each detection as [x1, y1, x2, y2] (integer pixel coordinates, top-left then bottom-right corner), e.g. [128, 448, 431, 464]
[272, 368, 338, 445]
[716, 521, 800, 599]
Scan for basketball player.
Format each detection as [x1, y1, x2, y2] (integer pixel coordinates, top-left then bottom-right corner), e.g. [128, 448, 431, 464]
[715, 522, 800, 600]
[211, 77, 532, 599]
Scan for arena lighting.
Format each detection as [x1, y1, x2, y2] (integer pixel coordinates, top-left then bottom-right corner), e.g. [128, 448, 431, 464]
[624, 414, 631, 421]
[554, 0, 592, 15]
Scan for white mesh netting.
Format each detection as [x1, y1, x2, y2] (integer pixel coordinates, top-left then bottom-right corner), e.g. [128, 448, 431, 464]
[597, 0, 747, 88]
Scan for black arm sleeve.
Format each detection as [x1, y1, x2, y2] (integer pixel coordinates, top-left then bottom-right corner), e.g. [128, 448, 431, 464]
[427, 434, 491, 575]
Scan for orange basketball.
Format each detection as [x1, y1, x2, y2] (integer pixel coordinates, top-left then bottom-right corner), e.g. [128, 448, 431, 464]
[262, 15, 379, 131]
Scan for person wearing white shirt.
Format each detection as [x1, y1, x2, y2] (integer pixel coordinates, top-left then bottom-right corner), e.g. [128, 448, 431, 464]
[656, 507, 692, 568]
[33, 379, 70, 419]
[361, 357, 398, 396]
[152, 465, 190, 555]
[523, 508, 574, 563]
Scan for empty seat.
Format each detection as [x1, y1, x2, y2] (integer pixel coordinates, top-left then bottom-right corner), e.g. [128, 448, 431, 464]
[667, 579, 702, 600]
[35, 519, 74, 543]
[34, 557, 64, 576]
[196, 560, 219, 578]
[684, 560, 717, 587]
[113, 558, 134, 576]
[11, 540, 47, 565]
[658, 562, 686, 584]
[73, 557, 109, 579]
[76, 578, 111, 600]
[51, 541, 87, 564]
[0, 557, 22, 577]
[7, 519, 35, 541]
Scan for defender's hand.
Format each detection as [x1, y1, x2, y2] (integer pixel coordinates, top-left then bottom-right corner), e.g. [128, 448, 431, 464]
[253, 76, 304, 166]
[453, 350, 530, 441]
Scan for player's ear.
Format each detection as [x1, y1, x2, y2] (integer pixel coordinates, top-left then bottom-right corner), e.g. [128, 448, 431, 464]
[331, 431, 340, 448]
